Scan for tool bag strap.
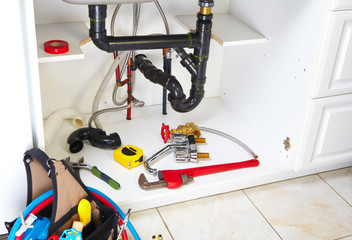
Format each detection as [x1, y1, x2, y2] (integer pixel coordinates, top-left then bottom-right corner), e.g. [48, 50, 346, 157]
[22, 148, 118, 239]
[23, 147, 53, 206]
[47, 159, 118, 239]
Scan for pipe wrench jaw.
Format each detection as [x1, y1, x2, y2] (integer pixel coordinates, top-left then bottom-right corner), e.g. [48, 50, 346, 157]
[138, 173, 167, 190]
[138, 171, 194, 190]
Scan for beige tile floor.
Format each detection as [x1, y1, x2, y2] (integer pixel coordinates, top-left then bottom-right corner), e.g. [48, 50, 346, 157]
[127, 167, 352, 240]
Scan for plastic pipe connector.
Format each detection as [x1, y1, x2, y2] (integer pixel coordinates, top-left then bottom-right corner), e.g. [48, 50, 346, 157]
[44, 108, 84, 148]
[67, 127, 121, 153]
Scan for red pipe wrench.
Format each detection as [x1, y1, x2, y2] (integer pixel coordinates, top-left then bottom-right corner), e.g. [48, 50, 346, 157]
[138, 159, 259, 190]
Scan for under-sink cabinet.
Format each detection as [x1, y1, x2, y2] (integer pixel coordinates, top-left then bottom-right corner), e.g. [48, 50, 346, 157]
[2, 0, 352, 234]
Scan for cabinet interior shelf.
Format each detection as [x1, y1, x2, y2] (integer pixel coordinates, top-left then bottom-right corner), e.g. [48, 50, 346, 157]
[36, 22, 88, 63]
[175, 13, 267, 46]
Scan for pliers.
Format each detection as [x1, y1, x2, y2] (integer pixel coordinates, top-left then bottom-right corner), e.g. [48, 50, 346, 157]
[66, 158, 120, 190]
[138, 159, 260, 190]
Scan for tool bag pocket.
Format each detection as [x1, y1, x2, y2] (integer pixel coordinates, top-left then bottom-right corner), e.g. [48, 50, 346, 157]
[23, 148, 118, 240]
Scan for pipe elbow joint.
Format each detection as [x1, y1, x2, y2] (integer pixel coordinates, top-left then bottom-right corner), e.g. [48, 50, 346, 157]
[168, 92, 204, 113]
[91, 38, 110, 52]
[67, 127, 121, 153]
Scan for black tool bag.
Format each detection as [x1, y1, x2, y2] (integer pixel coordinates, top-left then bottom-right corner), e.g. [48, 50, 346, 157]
[23, 147, 119, 239]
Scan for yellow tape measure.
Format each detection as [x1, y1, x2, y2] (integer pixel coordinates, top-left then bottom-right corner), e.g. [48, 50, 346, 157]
[113, 145, 143, 169]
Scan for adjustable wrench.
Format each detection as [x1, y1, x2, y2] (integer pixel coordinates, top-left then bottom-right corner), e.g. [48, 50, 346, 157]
[138, 159, 260, 190]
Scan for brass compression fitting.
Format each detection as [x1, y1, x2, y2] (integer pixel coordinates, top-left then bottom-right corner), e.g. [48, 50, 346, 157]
[199, 0, 214, 15]
[200, 7, 211, 15]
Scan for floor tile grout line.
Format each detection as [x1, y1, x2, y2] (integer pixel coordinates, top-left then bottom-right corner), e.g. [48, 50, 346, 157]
[241, 189, 283, 240]
[334, 234, 352, 240]
[317, 174, 352, 208]
[156, 207, 175, 240]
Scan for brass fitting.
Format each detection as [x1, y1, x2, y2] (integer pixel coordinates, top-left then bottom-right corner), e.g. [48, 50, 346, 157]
[195, 137, 206, 143]
[197, 152, 209, 158]
[200, 6, 211, 15]
[152, 234, 163, 240]
[171, 122, 201, 138]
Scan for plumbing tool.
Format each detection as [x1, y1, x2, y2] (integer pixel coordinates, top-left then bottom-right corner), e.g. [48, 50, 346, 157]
[21, 215, 50, 240]
[77, 199, 91, 227]
[15, 213, 36, 237]
[59, 228, 82, 240]
[69, 160, 120, 190]
[113, 145, 143, 169]
[144, 133, 209, 176]
[117, 208, 131, 240]
[139, 159, 260, 190]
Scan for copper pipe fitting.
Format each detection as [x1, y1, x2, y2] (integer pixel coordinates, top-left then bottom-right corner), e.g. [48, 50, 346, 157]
[195, 137, 206, 143]
[200, 6, 211, 15]
[197, 152, 209, 158]
[171, 122, 201, 137]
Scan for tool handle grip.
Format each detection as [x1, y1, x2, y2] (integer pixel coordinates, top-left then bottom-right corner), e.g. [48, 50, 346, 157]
[181, 159, 260, 177]
[91, 166, 120, 190]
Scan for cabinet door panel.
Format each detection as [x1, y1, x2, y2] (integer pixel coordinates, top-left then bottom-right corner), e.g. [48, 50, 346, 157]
[298, 94, 352, 169]
[331, 0, 352, 10]
[312, 11, 352, 98]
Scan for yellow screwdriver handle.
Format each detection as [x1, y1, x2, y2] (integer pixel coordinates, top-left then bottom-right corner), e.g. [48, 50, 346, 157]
[78, 199, 91, 227]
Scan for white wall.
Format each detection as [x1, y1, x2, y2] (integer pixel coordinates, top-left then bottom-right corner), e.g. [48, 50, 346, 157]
[219, 0, 330, 160]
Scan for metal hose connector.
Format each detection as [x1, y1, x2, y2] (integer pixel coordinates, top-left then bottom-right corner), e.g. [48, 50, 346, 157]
[199, 126, 258, 159]
[111, 3, 141, 106]
[89, 99, 144, 128]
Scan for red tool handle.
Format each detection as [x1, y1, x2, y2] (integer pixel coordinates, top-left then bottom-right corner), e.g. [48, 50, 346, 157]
[162, 159, 259, 189]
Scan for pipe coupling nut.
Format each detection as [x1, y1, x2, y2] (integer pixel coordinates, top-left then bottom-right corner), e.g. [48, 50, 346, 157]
[198, 0, 214, 8]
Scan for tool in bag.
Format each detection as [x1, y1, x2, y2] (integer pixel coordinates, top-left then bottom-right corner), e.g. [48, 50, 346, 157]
[6, 148, 140, 240]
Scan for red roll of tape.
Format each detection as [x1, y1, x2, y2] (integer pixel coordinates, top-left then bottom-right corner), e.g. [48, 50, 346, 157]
[44, 40, 69, 54]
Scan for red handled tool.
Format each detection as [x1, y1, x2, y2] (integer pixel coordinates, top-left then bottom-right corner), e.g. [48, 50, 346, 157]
[138, 159, 259, 190]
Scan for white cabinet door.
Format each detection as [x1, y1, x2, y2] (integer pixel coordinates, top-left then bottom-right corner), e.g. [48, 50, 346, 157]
[331, 0, 352, 10]
[297, 94, 352, 170]
[311, 11, 352, 98]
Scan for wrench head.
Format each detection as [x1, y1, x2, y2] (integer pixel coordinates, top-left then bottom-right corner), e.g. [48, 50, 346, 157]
[138, 173, 167, 190]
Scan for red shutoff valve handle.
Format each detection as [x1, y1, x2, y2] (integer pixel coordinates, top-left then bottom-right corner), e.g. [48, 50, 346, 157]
[161, 123, 170, 143]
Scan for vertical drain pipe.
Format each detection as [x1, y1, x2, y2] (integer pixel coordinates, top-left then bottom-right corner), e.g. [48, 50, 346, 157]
[167, 1, 213, 112]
